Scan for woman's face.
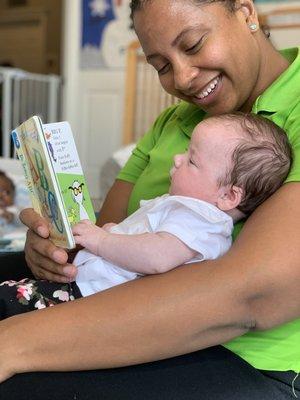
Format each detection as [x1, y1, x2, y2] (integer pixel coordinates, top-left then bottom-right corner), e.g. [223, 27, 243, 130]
[133, 0, 261, 115]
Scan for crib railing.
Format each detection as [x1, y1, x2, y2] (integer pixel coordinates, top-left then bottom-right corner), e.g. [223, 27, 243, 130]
[0, 67, 61, 158]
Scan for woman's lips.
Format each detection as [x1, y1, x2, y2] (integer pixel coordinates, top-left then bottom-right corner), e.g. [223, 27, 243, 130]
[192, 75, 222, 106]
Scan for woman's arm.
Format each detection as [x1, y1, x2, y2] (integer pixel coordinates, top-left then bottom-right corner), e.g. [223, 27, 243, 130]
[20, 180, 134, 281]
[2, 182, 300, 381]
[97, 180, 134, 226]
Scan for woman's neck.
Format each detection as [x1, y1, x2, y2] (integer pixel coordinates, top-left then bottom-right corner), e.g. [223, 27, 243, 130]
[240, 37, 290, 113]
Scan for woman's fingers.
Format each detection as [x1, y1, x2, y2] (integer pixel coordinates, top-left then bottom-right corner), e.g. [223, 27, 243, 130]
[20, 208, 78, 282]
[24, 229, 76, 282]
[32, 263, 77, 283]
[19, 208, 49, 237]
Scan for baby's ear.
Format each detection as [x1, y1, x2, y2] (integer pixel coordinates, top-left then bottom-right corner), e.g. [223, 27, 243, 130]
[217, 185, 243, 212]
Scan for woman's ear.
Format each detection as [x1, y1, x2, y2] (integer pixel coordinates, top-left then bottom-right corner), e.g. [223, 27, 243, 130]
[237, 0, 259, 27]
[216, 185, 244, 212]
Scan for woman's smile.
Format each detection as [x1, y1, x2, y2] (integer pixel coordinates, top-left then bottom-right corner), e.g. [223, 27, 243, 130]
[190, 74, 222, 107]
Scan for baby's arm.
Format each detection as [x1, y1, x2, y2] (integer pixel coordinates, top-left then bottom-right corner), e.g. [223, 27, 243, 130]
[72, 220, 197, 274]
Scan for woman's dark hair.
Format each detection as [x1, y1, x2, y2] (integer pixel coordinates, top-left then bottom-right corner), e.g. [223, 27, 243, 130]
[130, 0, 238, 20]
[129, 0, 270, 36]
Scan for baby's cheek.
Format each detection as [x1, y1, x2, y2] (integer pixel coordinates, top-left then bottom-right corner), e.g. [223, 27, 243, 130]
[6, 196, 14, 206]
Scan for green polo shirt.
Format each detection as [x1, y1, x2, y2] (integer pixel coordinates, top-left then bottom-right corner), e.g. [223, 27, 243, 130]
[118, 47, 300, 372]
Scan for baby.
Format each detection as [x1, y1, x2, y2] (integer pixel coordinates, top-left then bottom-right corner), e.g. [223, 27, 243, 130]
[0, 171, 16, 225]
[73, 112, 292, 295]
[0, 113, 292, 317]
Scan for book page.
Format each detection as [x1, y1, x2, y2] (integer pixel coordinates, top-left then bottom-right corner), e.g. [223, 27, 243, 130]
[43, 122, 95, 225]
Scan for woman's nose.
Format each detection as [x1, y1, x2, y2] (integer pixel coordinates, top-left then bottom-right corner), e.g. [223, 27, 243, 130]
[174, 62, 198, 92]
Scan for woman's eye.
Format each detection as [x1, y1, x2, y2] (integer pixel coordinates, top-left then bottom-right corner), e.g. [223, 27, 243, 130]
[185, 38, 203, 54]
[157, 63, 170, 75]
[189, 159, 195, 166]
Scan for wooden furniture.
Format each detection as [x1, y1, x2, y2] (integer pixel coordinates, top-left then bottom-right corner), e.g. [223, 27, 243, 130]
[122, 40, 179, 145]
[0, 1, 62, 74]
[258, 7, 300, 48]
[259, 7, 300, 30]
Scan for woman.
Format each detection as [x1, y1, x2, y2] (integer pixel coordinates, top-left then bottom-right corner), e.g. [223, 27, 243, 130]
[1, 0, 299, 398]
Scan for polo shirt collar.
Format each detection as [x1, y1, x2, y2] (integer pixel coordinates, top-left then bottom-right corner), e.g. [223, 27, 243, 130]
[175, 101, 206, 138]
[252, 47, 299, 114]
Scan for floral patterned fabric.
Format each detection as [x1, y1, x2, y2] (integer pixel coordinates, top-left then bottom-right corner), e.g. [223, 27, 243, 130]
[0, 278, 82, 320]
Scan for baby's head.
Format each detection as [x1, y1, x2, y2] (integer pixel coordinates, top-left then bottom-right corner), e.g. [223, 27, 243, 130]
[0, 171, 15, 208]
[170, 113, 292, 218]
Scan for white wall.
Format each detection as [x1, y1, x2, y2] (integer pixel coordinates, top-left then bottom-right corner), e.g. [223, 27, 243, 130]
[62, 0, 134, 205]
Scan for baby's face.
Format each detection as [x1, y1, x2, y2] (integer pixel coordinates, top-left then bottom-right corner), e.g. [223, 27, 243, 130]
[0, 176, 14, 207]
[170, 118, 241, 204]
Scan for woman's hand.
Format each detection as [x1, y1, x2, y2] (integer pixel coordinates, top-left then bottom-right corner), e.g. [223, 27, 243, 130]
[20, 208, 77, 282]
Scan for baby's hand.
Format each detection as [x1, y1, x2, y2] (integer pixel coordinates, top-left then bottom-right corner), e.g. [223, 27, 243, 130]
[72, 220, 108, 256]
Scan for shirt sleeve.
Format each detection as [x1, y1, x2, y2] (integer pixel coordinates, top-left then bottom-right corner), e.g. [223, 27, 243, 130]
[117, 104, 179, 184]
[146, 202, 232, 261]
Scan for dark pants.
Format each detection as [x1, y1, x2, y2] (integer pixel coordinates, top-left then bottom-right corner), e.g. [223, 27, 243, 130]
[0, 252, 299, 400]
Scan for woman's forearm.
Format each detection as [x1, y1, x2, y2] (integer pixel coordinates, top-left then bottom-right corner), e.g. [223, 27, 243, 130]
[97, 180, 134, 226]
[2, 183, 300, 379]
[1, 258, 250, 379]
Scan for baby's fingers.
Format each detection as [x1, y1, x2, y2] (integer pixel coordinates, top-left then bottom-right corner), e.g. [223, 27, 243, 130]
[72, 220, 91, 234]
[79, 219, 93, 226]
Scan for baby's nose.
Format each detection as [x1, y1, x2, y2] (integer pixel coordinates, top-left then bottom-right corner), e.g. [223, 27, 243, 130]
[173, 153, 184, 168]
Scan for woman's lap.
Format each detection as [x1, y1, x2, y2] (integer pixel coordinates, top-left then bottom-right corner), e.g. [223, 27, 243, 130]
[0, 252, 34, 281]
[0, 255, 296, 399]
[0, 346, 293, 400]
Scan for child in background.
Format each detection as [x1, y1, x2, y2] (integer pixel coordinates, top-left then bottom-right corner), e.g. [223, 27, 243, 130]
[0, 113, 292, 317]
[0, 171, 18, 229]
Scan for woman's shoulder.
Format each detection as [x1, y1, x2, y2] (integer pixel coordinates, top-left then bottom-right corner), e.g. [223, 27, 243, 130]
[149, 101, 205, 144]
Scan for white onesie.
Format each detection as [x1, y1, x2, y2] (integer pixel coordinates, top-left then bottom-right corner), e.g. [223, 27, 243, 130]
[75, 194, 233, 297]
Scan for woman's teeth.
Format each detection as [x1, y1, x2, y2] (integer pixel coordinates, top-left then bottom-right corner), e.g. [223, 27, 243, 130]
[196, 77, 219, 99]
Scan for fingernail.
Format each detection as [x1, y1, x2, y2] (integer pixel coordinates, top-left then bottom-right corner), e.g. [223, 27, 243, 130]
[37, 225, 48, 237]
[53, 250, 65, 263]
[63, 265, 76, 278]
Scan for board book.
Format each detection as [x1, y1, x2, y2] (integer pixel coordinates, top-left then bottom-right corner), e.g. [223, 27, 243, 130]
[11, 116, 96, 249]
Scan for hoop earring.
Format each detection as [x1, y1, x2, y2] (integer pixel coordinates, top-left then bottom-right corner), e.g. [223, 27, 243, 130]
[249, 23, 258, 31]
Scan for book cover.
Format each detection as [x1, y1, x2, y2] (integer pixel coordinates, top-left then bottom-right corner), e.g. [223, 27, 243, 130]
[11, 116, 96, 249]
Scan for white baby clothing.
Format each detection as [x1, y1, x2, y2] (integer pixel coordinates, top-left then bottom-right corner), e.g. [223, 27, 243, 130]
[75, 194, 233, 297]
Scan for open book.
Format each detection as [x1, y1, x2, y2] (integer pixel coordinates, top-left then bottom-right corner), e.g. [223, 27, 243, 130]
[11, 116, 96, 249]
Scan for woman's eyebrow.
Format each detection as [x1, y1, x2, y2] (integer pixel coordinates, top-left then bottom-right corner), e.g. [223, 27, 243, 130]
[171, 26, 202, 47]
[146, 26, 203, 61]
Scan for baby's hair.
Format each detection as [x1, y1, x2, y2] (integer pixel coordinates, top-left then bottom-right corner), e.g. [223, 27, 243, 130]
[0, 170, 15, 193]
[216, 113, 292, 215]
